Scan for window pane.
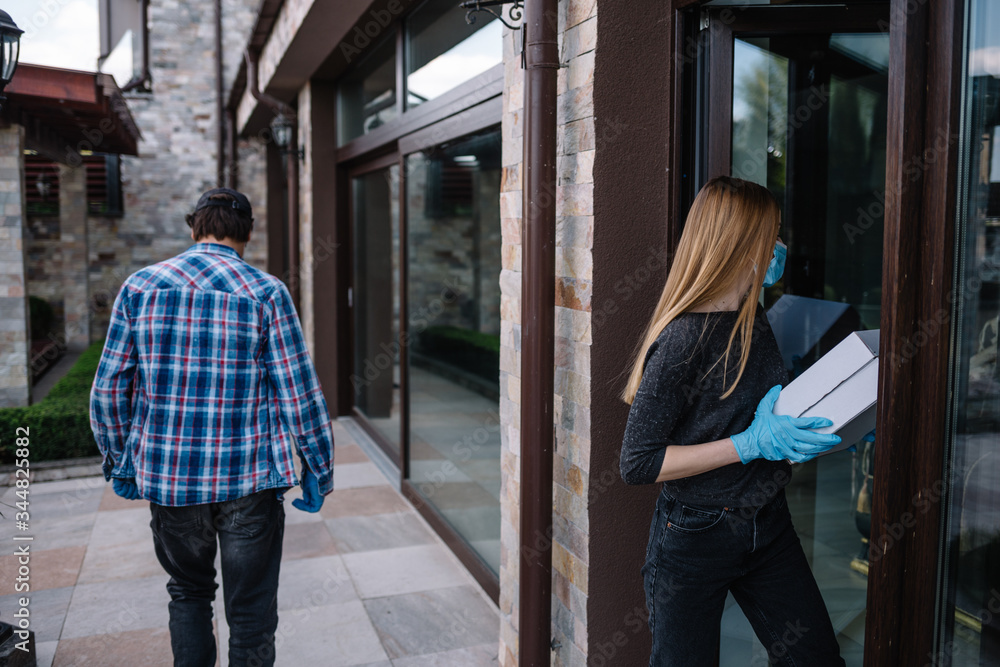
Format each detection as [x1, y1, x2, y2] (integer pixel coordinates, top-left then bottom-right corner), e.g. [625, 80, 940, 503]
[352, 165, 402, 456]
[406, 0, 502, 109]
[405, 129, 503, 574]
[338, 36, 397, 145]
[938, 1, 1000, 662]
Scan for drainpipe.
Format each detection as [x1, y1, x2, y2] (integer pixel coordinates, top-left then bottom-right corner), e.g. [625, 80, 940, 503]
[215, 0, 224, 187]
[246, 49, 300, 310]
[225, 106, 238, 189]
[121, 0, 151, 92]
[519, 0, 558, 664]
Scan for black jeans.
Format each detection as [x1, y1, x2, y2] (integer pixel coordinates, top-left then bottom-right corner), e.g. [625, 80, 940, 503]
[642, 489, 845, 666]
[150, 489, 285, 667]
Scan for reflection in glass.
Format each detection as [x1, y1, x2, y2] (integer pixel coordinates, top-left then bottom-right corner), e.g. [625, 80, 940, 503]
[338, 36, 397, 145]
[405, 129, 502, 573]
[352, 166, 402, 456]
[406, 0, 502, 108]
[722, 31, 889, 665]
[939, 1, 1000, 662]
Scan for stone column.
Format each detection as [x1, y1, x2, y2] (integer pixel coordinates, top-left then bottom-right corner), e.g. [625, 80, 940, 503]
[0, 126, 31, 407]
[60, 163, 90, 350]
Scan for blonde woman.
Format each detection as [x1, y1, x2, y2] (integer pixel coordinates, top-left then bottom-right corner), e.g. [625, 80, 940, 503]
[620, 176, 845, 666]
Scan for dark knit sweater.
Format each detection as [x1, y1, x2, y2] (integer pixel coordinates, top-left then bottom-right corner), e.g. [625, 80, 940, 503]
[620, 304, 791, 507]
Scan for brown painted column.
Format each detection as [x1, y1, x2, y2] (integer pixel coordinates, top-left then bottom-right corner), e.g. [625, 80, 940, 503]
[519, 0, 559, 664]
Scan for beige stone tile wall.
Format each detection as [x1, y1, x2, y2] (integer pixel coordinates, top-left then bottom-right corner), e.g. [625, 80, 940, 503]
[0, 126, 31, 407]
[498, 1, 596, 664]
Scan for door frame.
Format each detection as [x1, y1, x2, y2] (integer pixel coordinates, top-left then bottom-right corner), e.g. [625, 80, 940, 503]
[675, 1, 966, 663]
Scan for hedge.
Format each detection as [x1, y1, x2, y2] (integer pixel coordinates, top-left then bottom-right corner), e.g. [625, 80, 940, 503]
[0, 340, 105, 464]
[417, 325, 500, 383]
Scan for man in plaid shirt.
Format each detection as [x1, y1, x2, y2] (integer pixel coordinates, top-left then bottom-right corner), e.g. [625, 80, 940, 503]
[90, 187, 334, 667]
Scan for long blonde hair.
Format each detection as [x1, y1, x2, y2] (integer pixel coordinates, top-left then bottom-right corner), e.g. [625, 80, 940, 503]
[622, 176, 780, 404]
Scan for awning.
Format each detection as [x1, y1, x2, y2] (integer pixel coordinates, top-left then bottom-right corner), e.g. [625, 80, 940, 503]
[3, 63, 141, 163]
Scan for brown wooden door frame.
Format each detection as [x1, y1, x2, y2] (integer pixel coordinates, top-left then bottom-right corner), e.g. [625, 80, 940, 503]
[687, 0, 966, 663]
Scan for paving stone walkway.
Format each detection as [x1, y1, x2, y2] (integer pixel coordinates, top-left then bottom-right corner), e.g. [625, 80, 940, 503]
[0, 421, 500, 666]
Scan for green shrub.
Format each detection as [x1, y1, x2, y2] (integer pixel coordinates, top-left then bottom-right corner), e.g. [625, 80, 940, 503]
[0, 340, 105, 464]
[28, 296, 57, 341]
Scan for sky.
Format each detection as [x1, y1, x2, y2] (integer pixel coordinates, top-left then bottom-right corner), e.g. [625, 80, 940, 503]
[5, 0, 99, 71]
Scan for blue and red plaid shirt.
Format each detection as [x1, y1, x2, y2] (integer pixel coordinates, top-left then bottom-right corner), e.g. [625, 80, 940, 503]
[90, 242, 335, 506]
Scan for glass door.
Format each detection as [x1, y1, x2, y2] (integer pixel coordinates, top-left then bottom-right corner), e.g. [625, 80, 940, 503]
[350, 160, 402, 463]
[938, 0, 1000, 662]
[697, 4, 889, 664]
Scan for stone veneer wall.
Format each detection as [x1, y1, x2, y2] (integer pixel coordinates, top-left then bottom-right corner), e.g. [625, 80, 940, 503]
[0, 126, 31, 407]
[498, 1, 596, 665]
[88, 0, 267, 342]
[59, 165, 90, 350]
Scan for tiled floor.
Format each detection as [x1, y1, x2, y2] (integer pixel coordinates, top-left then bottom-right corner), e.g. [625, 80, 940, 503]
[0, 421, 499, 666]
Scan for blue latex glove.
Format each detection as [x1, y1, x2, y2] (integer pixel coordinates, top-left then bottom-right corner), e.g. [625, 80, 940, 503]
[731, 385, 842, 463]
[112, 477, 140, 500]
[291, 459, 323, 513]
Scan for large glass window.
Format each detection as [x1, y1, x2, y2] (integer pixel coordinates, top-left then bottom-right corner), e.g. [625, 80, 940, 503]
[405, 0, 502, 109]
[338, 35, 398, 145]
[404, 129, 502, 573]
[938, 1, 1000, 662]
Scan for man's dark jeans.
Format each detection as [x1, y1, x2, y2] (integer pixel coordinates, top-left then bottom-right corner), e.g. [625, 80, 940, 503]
[150, 489, 285, 667]
[642, 489, 845, 666]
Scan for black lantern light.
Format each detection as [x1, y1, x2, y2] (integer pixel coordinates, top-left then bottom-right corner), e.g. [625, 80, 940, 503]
[269, 112, 303, 161]
[0, 10, 22, 107]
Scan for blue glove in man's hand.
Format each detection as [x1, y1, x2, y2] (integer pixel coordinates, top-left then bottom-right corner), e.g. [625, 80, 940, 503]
[731, 385, 842, 464]
[291, 460, 323, 513]
[112, 478, 140, 500]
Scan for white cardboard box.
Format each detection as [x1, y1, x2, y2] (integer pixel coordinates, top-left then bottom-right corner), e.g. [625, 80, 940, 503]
[772, 329, 880, 455]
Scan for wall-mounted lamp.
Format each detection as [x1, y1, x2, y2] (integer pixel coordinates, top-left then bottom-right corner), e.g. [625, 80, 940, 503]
[270, 113, 304, 162]
[0, 10, 22, 110]
[460, 0, 523, 30]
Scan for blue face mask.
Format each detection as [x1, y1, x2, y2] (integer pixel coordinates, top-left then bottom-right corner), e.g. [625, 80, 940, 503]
[763, 241, 787, 288]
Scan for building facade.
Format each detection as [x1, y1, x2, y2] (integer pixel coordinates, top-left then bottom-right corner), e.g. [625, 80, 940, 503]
[95, 0, 1000, 665]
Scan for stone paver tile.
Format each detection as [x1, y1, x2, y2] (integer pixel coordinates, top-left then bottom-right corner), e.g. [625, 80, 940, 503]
[99, 485, 152, 512]
[282, 501, 327, 526]
[19, 477, 104, 498]
[0, 585, 72, 642]
[35, 640, 58, 667]
[273, 600, 388, 666]
[281, 522, 338, 561]
[364, 587, 498, 660]
[0, 513, 97, 551]
[319, 486, 410, 519]
[52, 626, 172, 666]
[391, 643, 499, 666]
[61, 574, 170, 640]
[341, 545, 468, 600]
[6, 484, 103, 520]
[86, 507, 152, 549]
[0, 546, 85, 595]
[77, 537, 163, 585]
[333, 444, 371, 464]
[325, 512, 434, 554]
[278, 554, 358, 610]
[334, 463, 390, 490]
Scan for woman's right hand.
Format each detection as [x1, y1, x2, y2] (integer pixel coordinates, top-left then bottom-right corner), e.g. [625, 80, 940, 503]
[730, 385, 842, 463]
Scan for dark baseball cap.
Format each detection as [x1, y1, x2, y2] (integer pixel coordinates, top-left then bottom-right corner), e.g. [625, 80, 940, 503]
[194, 187, 253, 218]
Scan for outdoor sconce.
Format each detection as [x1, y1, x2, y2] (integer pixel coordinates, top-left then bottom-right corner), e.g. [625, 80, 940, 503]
[0, 9, 22, 109]
[270, 113, 304, 161]
[460, 0, 523, 30]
